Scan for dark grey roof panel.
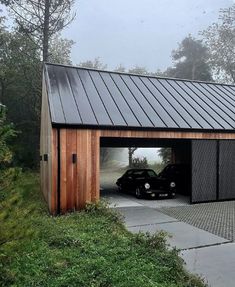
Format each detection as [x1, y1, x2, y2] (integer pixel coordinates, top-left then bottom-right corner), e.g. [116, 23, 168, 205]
[175, 81, 226, 129]
[66, 68, 98, 125]
[155, 79, 201, 129]
[100, 72, 140, 126]
[89, 71, 126, 126]
[120, 75, 166, 128]
[53, 65, 82, 124]
[46, 65, 65, 123]
[161, 79, 209, 129]
[77, 69, 112, 125]
[131, 76, 178, 128]
[185, 82, 235, 128]
[196, 83, 235, 122]
[141, 77, 187, 128]
[212, 84, 235, 106]
[44, 63, 235, 131]
[110, 74, 153, 127]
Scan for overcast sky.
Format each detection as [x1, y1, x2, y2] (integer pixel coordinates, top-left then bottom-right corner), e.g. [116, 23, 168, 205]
[62, 0, 234, 72]
[1, 0, 234, 72]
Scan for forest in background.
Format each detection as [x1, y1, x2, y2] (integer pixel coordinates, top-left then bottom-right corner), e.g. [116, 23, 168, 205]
[0, 2, 234, 185]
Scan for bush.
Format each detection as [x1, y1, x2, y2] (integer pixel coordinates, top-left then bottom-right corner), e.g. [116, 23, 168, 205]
[0, 106, 19, 190]
[132, 156, 148, 168]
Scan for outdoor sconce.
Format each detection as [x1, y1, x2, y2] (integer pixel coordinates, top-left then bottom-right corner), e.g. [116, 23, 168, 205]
[72, 154, 77, 164]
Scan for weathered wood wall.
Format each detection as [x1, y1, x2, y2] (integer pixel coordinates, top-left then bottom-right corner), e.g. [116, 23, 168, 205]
[40, 76, 58, 214]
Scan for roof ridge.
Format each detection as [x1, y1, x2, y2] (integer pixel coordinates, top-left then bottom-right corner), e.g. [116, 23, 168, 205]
[44, 62, 235, 87]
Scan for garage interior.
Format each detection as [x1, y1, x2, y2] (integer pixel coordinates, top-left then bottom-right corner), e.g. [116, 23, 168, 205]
[40, 63, 235, 214]
[100, 137, 192, 205]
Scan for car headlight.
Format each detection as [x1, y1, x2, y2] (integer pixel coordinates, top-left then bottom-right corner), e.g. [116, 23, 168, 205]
[144, 183, 150, 189]
[170, 182, 176, 188]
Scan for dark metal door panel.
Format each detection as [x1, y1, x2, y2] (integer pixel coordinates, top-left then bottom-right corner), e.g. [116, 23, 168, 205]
[219, 141, 235, 200]
[191, 140, 217, 203]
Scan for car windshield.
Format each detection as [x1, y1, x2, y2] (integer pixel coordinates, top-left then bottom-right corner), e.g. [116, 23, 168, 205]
[147, 170, 157, 177]
[125, 170, 157, 178]
[132, 170, 145, 177]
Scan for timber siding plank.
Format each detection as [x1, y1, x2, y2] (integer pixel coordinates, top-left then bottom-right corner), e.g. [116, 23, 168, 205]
[91, 130, 100, 202]
[50, 128, 58, 215]
[60, 129, 67, 213]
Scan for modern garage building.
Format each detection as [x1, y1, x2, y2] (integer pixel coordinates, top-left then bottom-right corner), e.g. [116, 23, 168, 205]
[40, 63, 235, 214]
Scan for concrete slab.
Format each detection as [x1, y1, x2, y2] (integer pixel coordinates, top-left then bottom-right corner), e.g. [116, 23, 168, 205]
[128, 221, 229, 250]
[102, 193, 142, 208]
[181, 243, 235, 287]
[101, 188, 189, 209]
[116, 206, 177, 227]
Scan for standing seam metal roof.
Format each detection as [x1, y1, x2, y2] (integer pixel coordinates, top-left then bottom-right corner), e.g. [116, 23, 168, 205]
[44, 63, 235, 131]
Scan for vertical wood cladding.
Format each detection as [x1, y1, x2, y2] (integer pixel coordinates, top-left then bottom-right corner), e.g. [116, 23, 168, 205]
[44, 127, 235, 214]
[40, 75, 58, 214]
[56, 129, 100, 214]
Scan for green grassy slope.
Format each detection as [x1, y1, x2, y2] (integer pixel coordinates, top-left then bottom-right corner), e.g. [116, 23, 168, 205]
[0, 173, 206, 287]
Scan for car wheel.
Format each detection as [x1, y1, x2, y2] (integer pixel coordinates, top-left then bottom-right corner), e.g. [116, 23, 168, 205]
[135, 187, 142, 199]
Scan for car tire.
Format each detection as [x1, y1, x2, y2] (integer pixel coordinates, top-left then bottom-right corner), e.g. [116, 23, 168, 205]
[135, 187, 143, 199]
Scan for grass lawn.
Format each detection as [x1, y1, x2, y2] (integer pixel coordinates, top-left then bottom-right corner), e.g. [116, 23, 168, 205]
[0, 173, 206, 287]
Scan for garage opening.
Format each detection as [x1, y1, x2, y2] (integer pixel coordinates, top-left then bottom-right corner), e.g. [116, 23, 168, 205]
[100, 137, 191, 207]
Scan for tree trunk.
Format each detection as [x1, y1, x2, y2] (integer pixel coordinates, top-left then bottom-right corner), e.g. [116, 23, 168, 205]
[128, 149, 132, 167]
[43, 0, 50, 62]
[0, 80, 5, 104]
[128, 147, 137, 167]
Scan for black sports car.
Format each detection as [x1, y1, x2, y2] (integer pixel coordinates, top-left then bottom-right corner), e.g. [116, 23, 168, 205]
[158, 164, 190, 195]
[116, 169, 176, 199]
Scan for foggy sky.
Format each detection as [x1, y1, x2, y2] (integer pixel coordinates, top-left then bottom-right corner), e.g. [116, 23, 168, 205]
[62, 0, 234, 72]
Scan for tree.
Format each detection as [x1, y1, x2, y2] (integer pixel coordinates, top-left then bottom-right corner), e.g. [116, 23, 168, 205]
[132, 156, 148, 168]
[158, 148, 171, 165]
[0, 17, 74, 168]
[0, 24, 41, 167]
[128, 147, 137, 167]
[49, 34, 74, 65]
[100, 148, 110, 167]
[201, 5, 235, 83]
[164, 35, 213, 81]
[79, 58, 107, 70]
[0, 105, 18, 189]
[114, 64, 126, 73]
[1, 0, 75, 61]
[128, 66, 148, 75]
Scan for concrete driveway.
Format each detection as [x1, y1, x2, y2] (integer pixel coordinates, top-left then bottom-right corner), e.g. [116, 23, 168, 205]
[102, 189, 235, 287]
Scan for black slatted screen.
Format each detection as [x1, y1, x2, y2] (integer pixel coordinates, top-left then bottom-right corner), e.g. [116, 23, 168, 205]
[219, 141, 235, 200]
[191, 140, 217, 203]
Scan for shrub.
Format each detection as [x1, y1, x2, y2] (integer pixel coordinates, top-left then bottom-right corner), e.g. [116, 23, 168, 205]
[132, 156, 148, 168]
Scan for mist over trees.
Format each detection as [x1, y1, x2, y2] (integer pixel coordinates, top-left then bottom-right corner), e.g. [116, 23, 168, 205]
[0, 0, 75, 61]
[1, 2, 234, 170]
[201, 4, 235, 83]
[79, 57, 107, 70]
[0, 0, 75, 168]
[163, 36, 213, 81]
